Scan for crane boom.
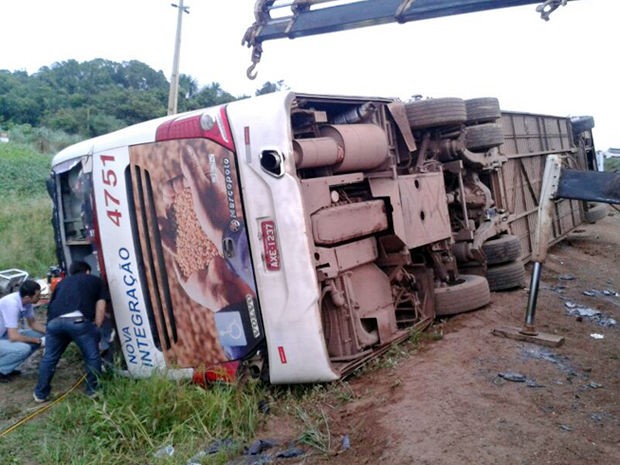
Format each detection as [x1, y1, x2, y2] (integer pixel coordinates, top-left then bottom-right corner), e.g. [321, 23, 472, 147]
[243, 0, 572, 78]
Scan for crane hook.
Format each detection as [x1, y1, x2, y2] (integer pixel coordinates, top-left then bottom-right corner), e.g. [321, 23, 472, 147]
[246, 43, 263, 80]
[247, 62, 258, 80]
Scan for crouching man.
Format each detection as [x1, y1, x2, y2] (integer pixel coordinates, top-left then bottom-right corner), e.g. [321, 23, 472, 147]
[0, 280, 46, 382]
[34, 261, 108, 402]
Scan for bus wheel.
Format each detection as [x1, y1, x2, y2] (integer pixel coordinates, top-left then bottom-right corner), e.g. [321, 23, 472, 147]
[584, 203, 608, 224]
[464, 123, 505, 152]
[465, 97, 501, 125]
[486, 261, 527, 291]
[435, 274, 491, 316]
[482, 234, 522, 265]
[405, 97, 467, 130]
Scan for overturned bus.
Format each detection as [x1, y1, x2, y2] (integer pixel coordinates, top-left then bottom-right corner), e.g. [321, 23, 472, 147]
[48, 91, 602, 383]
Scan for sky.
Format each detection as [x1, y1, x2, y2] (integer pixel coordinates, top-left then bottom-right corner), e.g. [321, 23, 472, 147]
[1, 0, 618, 149]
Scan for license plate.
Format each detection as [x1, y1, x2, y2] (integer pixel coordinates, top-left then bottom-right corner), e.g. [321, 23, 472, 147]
[260, 220, 280, 271]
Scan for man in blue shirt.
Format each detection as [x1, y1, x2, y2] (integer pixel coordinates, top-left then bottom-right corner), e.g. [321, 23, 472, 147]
[0, 280, 45, 382]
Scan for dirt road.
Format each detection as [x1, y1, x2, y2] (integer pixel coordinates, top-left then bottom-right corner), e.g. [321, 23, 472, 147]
[282, 210, 619, 464]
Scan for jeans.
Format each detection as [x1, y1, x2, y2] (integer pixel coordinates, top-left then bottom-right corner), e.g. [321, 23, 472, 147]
[0, 329, 43, 375]
[34, 317, 101, 397]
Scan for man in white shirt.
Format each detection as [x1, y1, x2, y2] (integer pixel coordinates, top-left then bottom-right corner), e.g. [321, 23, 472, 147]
[0, 280, 46, 382]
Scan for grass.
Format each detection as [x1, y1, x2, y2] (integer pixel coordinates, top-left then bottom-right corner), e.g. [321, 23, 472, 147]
[1, 374, 266, 465]
[0, 319, 441, 465]
[0, 142, 53, 197]
[0, 193, 56, 276]
[0, 142, 56, 276]
[0, 374, 354, 465]
[296, 405, 332, 454]
[604, 156, 620, 172]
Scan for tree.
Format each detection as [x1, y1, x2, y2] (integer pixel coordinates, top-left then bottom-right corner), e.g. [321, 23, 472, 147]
[179, 74, 199, 99]
[0, 59, 247, 137]
[255, 80, 288, 96]
[188, 82, 239, 110]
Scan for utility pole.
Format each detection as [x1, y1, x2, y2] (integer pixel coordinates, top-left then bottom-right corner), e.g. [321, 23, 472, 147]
[168, 1, 190, 116]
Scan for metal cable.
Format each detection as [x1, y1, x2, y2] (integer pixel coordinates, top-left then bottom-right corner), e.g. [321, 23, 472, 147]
[0, 374, 86, 438]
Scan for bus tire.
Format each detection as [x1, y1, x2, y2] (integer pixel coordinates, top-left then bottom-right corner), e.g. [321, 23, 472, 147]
[482, 234, 522, 265]
[584, 203, 608, 224]
[465, 97, 501, 124]
[435, 274, 491, 316]
[464, 123, 505, 152]
[486, 261, 527, 291]
[405, 97, 467, 130]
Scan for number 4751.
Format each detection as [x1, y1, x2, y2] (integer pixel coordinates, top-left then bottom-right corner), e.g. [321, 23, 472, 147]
[100, 154, 122, 227]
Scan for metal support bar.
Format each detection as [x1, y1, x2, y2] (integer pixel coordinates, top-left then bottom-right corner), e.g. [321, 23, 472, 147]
[249, 0, 567, 42]
[243, 0, 573, 77]
[522, 261, 542, 335]
[531, 154, 563, 262]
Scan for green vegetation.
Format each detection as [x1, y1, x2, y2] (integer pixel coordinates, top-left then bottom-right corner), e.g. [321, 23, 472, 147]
[0, 60, 232, 138]
[0, 142, 56, 276]
[0, 374, 264, 465]
[1, 59, 284, 139]
[6, 124, 82, 155]
[604, 156, 620, 172]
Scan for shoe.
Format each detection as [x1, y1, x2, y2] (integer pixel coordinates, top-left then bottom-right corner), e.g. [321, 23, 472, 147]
[33, 392, 50, 403]
[8, 369, 21, 377]
[85, 391, 100, 400]
[0, 373, 11, 383]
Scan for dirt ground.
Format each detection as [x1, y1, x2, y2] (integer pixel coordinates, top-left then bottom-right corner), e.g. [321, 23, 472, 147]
[261, 211, 620, 465]
[326, 211, 618, 464]
[1, 211, 618, 465]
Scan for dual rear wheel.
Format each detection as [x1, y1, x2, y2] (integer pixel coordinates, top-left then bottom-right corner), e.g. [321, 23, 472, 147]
[483, 234, 527, 291]
[435, 234, 527, 316]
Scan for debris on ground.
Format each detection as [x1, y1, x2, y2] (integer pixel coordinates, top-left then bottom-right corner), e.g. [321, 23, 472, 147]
[245, 439, 278, 455]
[582, 288, 619, 297]
[186, 438, 307, 465]
[154, 444, 175, 458]
[496, 371, 545, 387]
[564, 302, 617, 327]
[520, 347, 579, 379]
[498, 372, 527, 382]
